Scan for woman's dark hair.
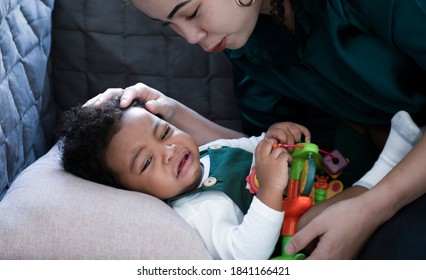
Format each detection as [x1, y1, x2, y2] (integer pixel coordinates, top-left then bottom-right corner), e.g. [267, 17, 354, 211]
[271, 0, 286, 25]
[56, 97, 145, 188]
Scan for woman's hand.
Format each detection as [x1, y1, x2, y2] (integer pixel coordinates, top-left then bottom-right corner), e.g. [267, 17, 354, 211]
[288, 134, 426, 259]
[265, 122, 311, 150]
[255, 138, 292, 211]
[285, 193, 380, 259]
[84, 82, 244, 145]
[287, 185, 369, 258]
[83, 82, 179, 120]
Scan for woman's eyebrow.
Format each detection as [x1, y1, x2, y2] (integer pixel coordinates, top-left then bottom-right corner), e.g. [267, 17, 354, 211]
[167, 0, 192, 19]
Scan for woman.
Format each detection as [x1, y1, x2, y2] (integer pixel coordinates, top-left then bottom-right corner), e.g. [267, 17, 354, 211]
[89, 0, 426, 259]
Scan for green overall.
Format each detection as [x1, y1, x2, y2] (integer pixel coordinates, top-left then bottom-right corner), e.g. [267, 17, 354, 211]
[168, 146, 254, 215]
[169, 145, 284, 258]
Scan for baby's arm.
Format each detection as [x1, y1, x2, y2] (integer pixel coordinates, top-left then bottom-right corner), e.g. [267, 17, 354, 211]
[254, 138, 291, 211]
[175, 123, 309, 259]
[172, 192, 284, 259]
[256, 122, 310, 210]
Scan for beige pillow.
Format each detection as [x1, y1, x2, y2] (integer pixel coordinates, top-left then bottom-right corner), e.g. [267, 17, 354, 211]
[0, 144, 211, 259]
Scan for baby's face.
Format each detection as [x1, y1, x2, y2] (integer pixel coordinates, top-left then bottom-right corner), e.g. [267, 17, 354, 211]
[105, 107, 202, 199]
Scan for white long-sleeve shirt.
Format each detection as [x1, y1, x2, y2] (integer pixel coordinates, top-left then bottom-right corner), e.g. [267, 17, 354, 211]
[169, 135, 284, 260]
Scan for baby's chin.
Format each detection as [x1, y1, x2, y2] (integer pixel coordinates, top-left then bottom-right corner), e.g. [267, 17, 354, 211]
[182, 164, 203, 195]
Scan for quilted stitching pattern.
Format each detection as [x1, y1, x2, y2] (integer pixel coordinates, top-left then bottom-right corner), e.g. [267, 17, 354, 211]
[0, 0, 55, 197]
[1, 0, 241, 199]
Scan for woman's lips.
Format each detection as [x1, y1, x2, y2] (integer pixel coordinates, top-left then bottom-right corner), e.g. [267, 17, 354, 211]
[208, 38, 226, 53]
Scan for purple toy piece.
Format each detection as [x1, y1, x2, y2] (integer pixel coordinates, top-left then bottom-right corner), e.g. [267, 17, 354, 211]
[323, 150, 349, 176]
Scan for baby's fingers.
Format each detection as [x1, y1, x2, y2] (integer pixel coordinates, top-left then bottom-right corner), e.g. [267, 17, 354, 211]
[295, 124, 311, 142]
[285, 123, 311, 143]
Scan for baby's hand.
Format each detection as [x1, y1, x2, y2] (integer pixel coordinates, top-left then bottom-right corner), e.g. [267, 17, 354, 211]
[265, 122, 311, 149]
[254, 138, 292, 211]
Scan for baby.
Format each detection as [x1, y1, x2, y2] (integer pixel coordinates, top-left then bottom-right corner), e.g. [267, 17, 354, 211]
[57, 97, 309, 259]
[58, 95, 423, 260]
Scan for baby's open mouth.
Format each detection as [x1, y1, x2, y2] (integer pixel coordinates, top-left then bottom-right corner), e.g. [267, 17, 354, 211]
[177, 153, 189, 177]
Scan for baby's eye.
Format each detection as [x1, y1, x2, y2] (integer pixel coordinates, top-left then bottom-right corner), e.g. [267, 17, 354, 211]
[161, 125, 171, 140]
[141, 155, 152, 174]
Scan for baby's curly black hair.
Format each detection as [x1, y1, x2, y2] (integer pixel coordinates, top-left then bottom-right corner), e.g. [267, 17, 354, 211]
[56, 97, 145, 189]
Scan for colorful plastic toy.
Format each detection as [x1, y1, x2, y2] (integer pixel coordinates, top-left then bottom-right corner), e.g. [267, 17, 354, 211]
[246, 142, 349, 260]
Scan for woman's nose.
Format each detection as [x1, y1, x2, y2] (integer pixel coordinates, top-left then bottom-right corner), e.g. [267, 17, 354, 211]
[163, 144, 177, 164]
[171, 23, 206, 45]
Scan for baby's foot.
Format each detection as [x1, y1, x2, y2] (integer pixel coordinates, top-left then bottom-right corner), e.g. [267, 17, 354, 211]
[354, 111, 422, 189]
[390, 111, 422, 146]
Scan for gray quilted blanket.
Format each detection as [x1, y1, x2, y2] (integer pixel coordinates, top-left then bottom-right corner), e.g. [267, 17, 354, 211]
[1, 0, 241, 199]
[0, 0, 56, 198]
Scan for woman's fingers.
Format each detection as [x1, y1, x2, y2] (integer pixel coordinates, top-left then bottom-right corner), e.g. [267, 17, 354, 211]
[83, 88, 124, 107]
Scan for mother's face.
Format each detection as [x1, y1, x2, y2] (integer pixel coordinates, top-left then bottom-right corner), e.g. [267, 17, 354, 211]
[131, 0, 263, 52]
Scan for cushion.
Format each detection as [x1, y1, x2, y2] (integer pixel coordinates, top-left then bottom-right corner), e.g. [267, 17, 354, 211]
[0, 144, 212, 259]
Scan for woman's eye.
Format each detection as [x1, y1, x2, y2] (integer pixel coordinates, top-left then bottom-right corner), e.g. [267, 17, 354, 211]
[141, 156, 152, 174]
[161, 125, 171, 140]
[186, 7, 198, 20]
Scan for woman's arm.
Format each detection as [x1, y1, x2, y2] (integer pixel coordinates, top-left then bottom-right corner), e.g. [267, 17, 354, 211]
[167, 100, 245, 146]
[297, 185, 368, 230]
[361, 133, 426, 223]
[286, 134, 426, 259]
[84, 83, 245, 145]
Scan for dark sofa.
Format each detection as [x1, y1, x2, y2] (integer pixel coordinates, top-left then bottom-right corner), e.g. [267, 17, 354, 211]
[0, 0, 241, 259]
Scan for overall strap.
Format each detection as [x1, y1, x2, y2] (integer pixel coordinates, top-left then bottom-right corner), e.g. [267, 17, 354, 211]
[168, 146, 254, 214]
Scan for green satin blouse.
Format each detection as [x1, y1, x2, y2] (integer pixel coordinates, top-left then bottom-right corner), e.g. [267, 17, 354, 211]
[225, 0, 426, 133]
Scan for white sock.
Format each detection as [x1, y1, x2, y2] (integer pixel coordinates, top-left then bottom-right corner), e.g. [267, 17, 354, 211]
[354, 111, 422, 189]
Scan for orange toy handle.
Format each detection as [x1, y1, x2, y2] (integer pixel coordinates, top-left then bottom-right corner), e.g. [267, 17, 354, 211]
[282, 197, 312, 236]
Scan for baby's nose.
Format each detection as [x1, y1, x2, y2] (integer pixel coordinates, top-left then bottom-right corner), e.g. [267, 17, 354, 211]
[164, 144, 177, 164]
